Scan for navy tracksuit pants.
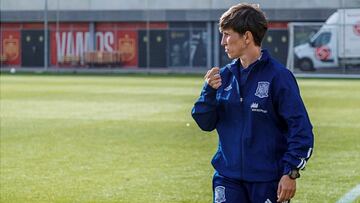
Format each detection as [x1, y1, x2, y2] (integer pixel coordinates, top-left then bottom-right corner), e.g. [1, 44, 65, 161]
[213, 172, 289, 203]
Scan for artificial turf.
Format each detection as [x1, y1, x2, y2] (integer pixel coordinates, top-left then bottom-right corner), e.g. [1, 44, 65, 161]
[1, 75, 359, 202]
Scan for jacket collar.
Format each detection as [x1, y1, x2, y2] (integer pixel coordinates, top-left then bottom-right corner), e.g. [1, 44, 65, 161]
[227, 49, 270, 76]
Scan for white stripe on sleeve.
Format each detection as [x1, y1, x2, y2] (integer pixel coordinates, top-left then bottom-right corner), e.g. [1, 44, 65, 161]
[307, 148, 313, 158]
[296, 159, 304, 168]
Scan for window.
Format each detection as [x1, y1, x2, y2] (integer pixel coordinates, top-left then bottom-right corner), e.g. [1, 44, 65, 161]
[313, 32, 331, 47]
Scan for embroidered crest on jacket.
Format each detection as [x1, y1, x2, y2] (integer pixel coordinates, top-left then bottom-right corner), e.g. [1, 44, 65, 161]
[214, 186, 226, 203]
[255, 81, 270, 98]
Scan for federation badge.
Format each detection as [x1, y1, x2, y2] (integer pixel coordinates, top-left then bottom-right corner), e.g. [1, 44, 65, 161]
[3, 35, 19, 61]
[214, 186, 226, 203]
[255, 81, 270, 98]
[118, 34, 135, 62]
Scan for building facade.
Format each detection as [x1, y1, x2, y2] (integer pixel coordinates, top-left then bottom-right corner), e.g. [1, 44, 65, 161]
[1, 0, 359, 69]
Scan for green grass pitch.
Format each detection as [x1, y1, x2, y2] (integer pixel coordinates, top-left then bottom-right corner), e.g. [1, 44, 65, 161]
[1, 75, 359, 202]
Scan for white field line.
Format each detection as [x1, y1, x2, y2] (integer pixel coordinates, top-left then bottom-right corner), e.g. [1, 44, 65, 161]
[336, 184, 360, 203]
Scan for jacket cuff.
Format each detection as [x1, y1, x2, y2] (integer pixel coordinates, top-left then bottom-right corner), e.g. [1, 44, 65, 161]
[204, 82, 217, 93]
[283, 163, 293, 175]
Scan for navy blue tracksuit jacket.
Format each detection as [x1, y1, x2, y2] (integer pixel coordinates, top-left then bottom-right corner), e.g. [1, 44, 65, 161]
[192, 50, 314, 182]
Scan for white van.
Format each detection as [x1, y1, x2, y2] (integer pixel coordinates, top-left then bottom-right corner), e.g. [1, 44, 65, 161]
[294, 9, 360, 71]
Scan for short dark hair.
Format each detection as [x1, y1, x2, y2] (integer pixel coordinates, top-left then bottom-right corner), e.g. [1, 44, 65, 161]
[219, 3, 268, 46]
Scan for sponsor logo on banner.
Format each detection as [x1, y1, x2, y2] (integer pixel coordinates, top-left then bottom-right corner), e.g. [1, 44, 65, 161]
[3, 35, 19, 61]
[118, 34, 136, 62]
[54, 31, 114, 63]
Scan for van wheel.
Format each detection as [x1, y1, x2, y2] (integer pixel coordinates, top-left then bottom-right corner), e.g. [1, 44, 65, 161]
[298, 58, 314, 71]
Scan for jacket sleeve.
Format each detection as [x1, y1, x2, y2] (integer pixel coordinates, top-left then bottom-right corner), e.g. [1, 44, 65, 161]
[191, 82, 218, 131]
[273, 69, 314, 175]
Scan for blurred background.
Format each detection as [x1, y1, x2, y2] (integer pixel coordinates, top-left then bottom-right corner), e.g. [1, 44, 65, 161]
[1, 0, 359, 75]
[1, 1, 360, 203]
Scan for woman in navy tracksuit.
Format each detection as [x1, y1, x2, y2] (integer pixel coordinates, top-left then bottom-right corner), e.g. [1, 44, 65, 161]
[191, 3, 314, 203]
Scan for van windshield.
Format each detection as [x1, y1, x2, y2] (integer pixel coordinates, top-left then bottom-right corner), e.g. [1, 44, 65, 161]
[311, 32, 331, 47]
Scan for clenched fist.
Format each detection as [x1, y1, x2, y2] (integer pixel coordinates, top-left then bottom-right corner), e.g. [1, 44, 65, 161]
[205, 67, 222, 89]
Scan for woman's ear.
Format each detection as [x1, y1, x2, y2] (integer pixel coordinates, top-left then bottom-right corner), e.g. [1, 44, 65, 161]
[244, 31, 253, 45]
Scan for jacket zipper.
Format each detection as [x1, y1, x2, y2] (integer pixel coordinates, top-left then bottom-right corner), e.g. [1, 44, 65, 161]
[233, 75, 244, 179]
[238, 62, 257, 179]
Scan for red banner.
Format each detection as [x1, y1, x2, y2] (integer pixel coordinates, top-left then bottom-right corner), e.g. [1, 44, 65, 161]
[0, 30, 21, 65]
[117, 31, 138, 67]
[50, 23, 141, 67]
[96, 23, 139, 67]
[50, 23, 89, 66]
[1, 22, 168, 68]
